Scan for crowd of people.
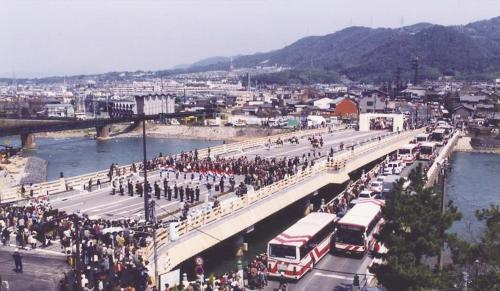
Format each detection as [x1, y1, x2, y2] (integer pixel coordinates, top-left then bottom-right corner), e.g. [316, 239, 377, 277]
[2, 129, 345, 290]
[0, 200, 156, 290]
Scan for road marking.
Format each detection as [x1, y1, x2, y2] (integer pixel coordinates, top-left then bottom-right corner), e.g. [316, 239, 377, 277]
[80, 196, 137, 212]
[313, 272, 353, 280]
[115, 200, 180, 216]
[62, 202, 84, 209]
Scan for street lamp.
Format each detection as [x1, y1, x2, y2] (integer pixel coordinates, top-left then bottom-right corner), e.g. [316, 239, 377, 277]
[142, 114, 150, 221]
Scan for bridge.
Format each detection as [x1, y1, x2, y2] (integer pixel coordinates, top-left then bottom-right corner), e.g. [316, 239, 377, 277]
[142, 128, 424, 278]
[0, 125, 424, 284]
[0, 110, 216, 148]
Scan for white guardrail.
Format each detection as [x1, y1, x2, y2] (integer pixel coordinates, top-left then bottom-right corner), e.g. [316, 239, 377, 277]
[142, 129, 422, 261]
[1, 126, 343, 203]
[425, 130, 460, 187]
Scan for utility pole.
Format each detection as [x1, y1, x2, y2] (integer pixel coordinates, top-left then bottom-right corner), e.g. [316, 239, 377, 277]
[438, 161, 447, 269]
[151, 200, 159, 287]
[412, 57, 419, 86]
[142, 114, 150, 221]
[73, 215, 82, 291]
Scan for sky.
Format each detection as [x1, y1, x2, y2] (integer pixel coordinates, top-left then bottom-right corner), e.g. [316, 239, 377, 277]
[1, 0, 499, 78]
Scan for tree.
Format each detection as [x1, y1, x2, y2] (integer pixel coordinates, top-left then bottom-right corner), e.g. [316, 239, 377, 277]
[466, 205, 500, 291]
[370, 164, 462, 290]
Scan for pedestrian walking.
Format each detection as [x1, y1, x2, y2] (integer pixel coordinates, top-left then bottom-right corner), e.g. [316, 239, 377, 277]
[13, 248, 22, 273]
[207, 183, 212, 198]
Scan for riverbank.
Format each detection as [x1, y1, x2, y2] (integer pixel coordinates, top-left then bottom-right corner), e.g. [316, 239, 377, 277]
[454, 136, 500, 154]
[0, 155, 26, 189]
[0, 155, 48, 189]
[36, 124, 287, 142]
[121, 124, 287, 141]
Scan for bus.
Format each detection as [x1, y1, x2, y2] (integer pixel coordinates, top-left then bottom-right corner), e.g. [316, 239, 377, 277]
[267, 212, 336, 280]
[331, 199, 384, 258]
[415, 133, 430, 143]
[431, 128, 446, 146]
[397, 144, 419, 165]
[418, 142, 437, 161]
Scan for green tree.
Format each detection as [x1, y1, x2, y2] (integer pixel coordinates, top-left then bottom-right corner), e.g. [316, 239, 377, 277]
[370, 164, 462, 290]
[467, 205, 500, 291]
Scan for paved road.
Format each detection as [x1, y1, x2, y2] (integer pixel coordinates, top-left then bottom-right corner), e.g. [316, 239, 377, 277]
[48, 130, 389, 220]
[0, 248, 69, 291]
[264, 253, 373, 291]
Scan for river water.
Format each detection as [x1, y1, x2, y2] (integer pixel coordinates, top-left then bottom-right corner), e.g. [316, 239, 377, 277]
[3, 135, 498, 276]
[1, 136, 221, 181]
[446, 152, 500, 242]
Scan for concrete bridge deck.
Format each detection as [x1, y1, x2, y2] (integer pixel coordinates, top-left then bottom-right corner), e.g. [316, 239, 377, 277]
[44, 129, 385, 220]
[1, 126, 339, 202]
[145, 129, 424, 275]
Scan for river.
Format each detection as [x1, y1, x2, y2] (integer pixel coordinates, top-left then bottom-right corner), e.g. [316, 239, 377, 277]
[3, 135, 498, 276]
[446, 152, 500, 242]
[1, 136, 222, 181]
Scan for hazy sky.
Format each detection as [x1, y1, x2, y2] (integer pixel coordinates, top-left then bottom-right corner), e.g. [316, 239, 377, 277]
[1, 0, 499, 78]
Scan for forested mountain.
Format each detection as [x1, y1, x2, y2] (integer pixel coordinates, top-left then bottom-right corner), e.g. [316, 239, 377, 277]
[202, 16, 500, 83]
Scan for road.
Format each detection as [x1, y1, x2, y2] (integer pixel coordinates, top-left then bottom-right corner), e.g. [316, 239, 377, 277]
[48, 129, 389, 220]
[0, 248, 70, 291]
[264, 253, 373, 291]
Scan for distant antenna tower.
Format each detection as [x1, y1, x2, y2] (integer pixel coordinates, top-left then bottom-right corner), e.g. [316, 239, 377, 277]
[395, 67, 402, 90]
[411, 57, 419, 86]
[247, 73, 251, 92]
[230, 56, 234, 71]
[400, 16, 405, 27]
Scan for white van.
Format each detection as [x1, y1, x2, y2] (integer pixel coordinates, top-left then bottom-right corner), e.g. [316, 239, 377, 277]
[383, 161, 404, 175]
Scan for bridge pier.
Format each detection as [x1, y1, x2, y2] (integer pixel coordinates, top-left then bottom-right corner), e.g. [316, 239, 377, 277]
[20, 133, 36, 149]
[303, 197, 313, 216]
[96, 125, 111, 140]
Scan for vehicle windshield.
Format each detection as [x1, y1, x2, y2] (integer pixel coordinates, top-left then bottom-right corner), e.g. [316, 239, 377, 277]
[416, 137, 427, 142]
[359, 192, 372, 198]
[269, 244, 296, 259]
[398, 149, 411, 155]
[432, 132, 444, 141]
[421, 146, 433, 154]
[336, 227, 364, 245]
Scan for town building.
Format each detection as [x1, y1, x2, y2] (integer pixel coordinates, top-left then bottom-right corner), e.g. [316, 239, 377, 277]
[43, 104, 75, 118]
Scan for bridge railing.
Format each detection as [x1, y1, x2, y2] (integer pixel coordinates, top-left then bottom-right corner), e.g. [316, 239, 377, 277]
[425, 130, 459, 187]
[142, 129, 423, 271]
[154, 158, 347, 244]
[1, 126, 343, 203]
[196, 126, 343, 158]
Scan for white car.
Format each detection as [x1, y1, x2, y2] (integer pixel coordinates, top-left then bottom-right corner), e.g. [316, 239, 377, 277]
[369, 181, 383, 193]
[358, 190, 376, 200]
[383, 161, 404, 175]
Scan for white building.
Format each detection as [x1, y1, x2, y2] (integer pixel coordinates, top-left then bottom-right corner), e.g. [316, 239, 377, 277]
[313, 97, 336, 110]
[43, 104, 75, 118]
[135, 94, 176, 115]
[110, 94, 176, 117]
